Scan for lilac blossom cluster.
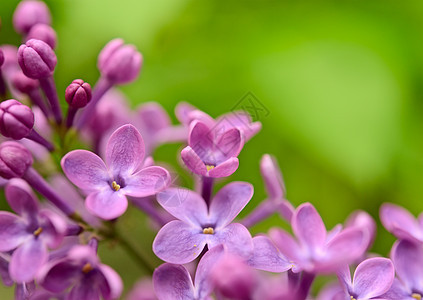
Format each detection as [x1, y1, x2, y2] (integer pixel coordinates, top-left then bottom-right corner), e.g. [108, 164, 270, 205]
[0, 1, 420, 300]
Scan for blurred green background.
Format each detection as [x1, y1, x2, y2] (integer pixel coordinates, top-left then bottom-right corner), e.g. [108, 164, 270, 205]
[2, 0, 423, 298]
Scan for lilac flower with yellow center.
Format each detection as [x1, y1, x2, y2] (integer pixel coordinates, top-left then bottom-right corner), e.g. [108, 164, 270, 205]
[0, 178, 66, 283]
[61, 124, 170, 220]
[153, 182, 254, 264]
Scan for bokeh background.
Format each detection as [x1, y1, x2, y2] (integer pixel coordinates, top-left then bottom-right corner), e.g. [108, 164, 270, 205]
[2, 0, 423, 297]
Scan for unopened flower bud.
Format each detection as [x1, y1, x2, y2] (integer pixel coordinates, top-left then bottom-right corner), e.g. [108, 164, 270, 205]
[13, 0, 51, 35]
[18, 39, 57, 79]
[98, 38, 142, 84]
[0, 142, 33, 179]
[65, 79, 92, 108]
[26, 24, 57, 49]
[12, 71, 39, 94]
[0, 99, 34, 140]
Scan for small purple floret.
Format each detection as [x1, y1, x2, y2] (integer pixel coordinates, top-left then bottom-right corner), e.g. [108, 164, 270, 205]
[18, 39, 57, 79]
[65, 79, 92, 108]
[0, 142, 33, 179]
[26, 24, 57, 49]
[0, 99, 34, 140]
[13, 0, 51, 35]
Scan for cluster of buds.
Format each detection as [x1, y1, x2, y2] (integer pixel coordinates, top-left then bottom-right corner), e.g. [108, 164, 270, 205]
[0, 1, 420, 300]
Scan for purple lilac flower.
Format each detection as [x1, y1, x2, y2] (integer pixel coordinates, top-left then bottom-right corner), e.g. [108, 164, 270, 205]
[345, 210, 376, 251]
[62, 124, 171, 219]
[38, 245, 122, 300]
[380, 203, 423, 243]
[153, 182, 254, 264]
[336, 257, 395, 300]
[181, 120, 244, 178]
[381, 240, 423, 300]
[0, 178, 66, 283]
[153, 244, 225, 300]
[269, 203, 368, 273]
[13, 0, 51, 35]
[65, 79, 92, 128]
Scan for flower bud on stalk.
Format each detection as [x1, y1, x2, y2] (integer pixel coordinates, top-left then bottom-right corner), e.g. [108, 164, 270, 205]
[0, 141, 74, 216]
[0, 49, 6, 96]
[76, 39, 142, 129]
[18, 39, 62, 124]
[11, 71, 50, 118]
[26, 24, 57, 50]
[0, 100, 54, 151]
[13, 0, 51, 35]
[65, 79, 92, 128]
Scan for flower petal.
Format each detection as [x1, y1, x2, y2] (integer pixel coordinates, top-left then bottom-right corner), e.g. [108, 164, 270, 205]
[61, 150, 110, 191]
[85, 190, 128, 220]
[38, 209, 67, 248]
[38, 260, 80, 293]
[0, 212, 29, 252]
[10, 238, 48, 283]
[181, 146, 207, 176]
[68, 281, 101, 300]
[188, 121, 215, 164]
[123, 166, 170, 197]
[214, 128, 243, 163]
[391, 240, 423, 292]
[380, 203, 422, 242]
[209, 182, 253, 228]
[5, 179, 39, 221]
[260, 154, 286, 200]
[156, 188, 207, 228]
[247, 236, 291, 273]
[194, 244, 225, 299]
[105, 124, 145, 177]
[352, 257, 394, 298]
[153, 220, 207, 264]
[137, 102, 171, 134]
[209, 223, 253, 259]
[175, 102, 197, 126]
[208, 157, 239, 178]
[153, 264, 195, 300]
[292, 203, 326, 250]
[268, 228, 302, 266]
[98, 264, 123, 300]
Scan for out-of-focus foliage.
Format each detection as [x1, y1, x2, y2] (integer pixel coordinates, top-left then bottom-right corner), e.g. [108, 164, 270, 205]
[2, 0, 423, 297]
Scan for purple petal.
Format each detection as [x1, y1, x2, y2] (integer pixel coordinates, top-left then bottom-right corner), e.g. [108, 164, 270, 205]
[98, 264, 123, 300]
[214, 128, 243, 163]
[268, 228, 302, 267]
[209, 223, 253, 259]
[68, 281, 101, 300]
[380, 278, 413, 300]
[247, 236, 291, 272]
[215, 112, 261, 141]
[181, 146, 207, 176]
[105, 124, 145, 177]
[194, 244, 225, 299]
[292, 203, 326, 250]
[85, 190, 128, 220]
[336, 264, 352, 292]
[38, 209, 66, 248]
[260, 154, 286, 200]
[61, 150, 110, 191]
[5, 178, 39, 219]
[175, 102, 197, 125]
[380, 203, 421, 241]
[316, 282, 344, 300]
[123, 166, 170, 197]
[346, 210, 376, 249]
[352, 257, 394, 298]
[156, 188, 207, 227]
[208, 157, 239, 178]
[153, 220, 207, 264]
[38, 260, 80, 293]
[209, 182, 253, 228]
[392, 240, 423, 292]
[153, 264, 195, 300]
[137, 102, 171, 133]
[188, 121, 214, 163]
[0, 212, 29, 252]
[10, 239, 48, 283]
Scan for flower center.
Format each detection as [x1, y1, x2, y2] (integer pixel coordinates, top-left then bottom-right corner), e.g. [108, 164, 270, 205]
[112, 181, 120, 191]
[82, 263, 93, 274]
[206, 165, 215, 172]
[350, 296, 356, 300]
[203, 227, 214, 234]
[33, 227, 43, 237]
[412, 293, 422, 300]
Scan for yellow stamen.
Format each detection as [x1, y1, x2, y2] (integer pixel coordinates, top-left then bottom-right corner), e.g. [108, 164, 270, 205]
[82, 263, 93, 274]
[203, 227, 214, 234]
[33, 227, 43, 237]
[350, 296, 356, 300]
[412, 294, 422, 300]
[112, 181, 120, 191]
[206, 165, 215, 172]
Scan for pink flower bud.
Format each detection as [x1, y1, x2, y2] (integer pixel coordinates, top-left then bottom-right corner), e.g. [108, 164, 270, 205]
[26, 24, 57, 49]
[13, 0, 51, 35]
[65, 79, 92, 108]
[0, 142, 33, 179]
[12, 71, 39, 94]
[0, 99, 34, 140]
[18, 39, 57, 79]
[98, 38, 142, 84]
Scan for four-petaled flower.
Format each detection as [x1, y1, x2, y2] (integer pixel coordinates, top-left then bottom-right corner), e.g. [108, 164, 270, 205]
[61, 124, 171, 220]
